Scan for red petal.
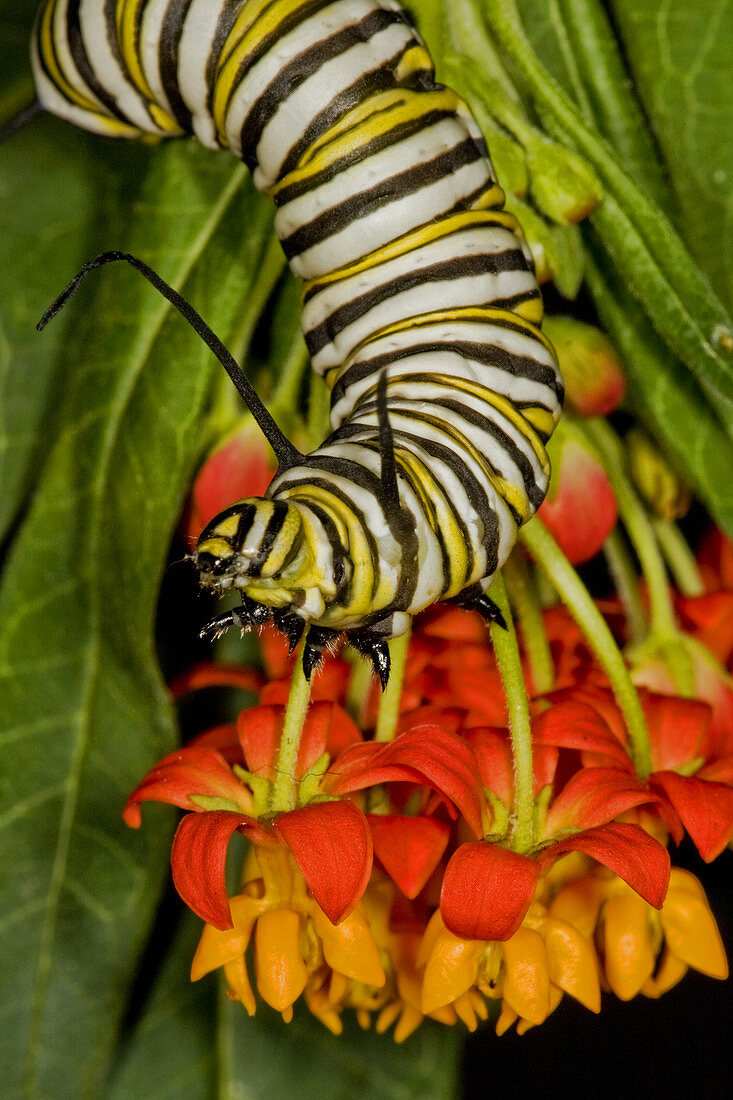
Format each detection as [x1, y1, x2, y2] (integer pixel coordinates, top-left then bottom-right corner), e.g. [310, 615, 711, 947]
[297, 702, 362, 776]
[677, 591, 733, 664]
[540, 823, 671, 909]
[466, 727, 558, 803]
[544, 767, 657, 834]
[169, 662, 262, 698]
[122, 746, 250, 827]
[642, 694, 710, 772]
[440, 842, 540, 941]
[650, 772, 733, 862]
[236, 706, 280, 778]
[533, 700, 632, 768]
[329, 726, 486, 836]
[420, 605, 489, 642]
[190, 723, 241, 764]
[171, 811, 267, 929]
[464, 728, 513, 805]
[367, 814, 450, 898]
[274, 800, 372, 924]
[189, 420, 274, 537]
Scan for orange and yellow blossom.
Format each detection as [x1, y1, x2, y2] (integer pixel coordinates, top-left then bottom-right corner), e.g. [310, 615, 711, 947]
[549, 865, 728, 1001]
[419, 896, 601, 1036]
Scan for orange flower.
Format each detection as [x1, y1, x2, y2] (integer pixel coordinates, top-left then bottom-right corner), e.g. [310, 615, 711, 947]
[419, 901, 600, 1035]
[549, 866, 728, 1001]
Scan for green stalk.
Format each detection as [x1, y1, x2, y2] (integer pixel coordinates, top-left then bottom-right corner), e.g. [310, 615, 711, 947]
[652, 520, 705, 599]
[521, 518, 652, 779]
[584, 418, 677, 637]
[344, 652, 374, 729]
[488, 573, 534, 853]
[374, 628, 411, 743]
[602, 528, 647, 645]
[503, 551, 554, 695]
[269, 635, 313, 813]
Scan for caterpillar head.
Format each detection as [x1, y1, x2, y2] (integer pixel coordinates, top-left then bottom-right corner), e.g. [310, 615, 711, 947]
[195, 498, 323, 615]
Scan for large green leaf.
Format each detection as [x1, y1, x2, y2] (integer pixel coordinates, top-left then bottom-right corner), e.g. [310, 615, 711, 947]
[0, 133, 275, 1098]
[610, 0, 733, 312]
[220, 996, 461, 1100]
[108, 914, 217, 1100]
[0, 0, 132, 543]
[514, 0, 672, 210]
[109, 913, 461, 1100]
[585, 235, 733, 532]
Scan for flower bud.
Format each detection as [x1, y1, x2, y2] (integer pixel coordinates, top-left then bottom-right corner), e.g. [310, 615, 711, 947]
[543, 317, 625, 416]
[538, 426, 617, 564]
[187, 418, 275, 539]
[626, 427, 691, 520]
[524, 137, 602, 226]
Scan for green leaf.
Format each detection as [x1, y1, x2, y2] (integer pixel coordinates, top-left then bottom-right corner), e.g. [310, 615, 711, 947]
[219, 995, 461, 1100]
[0, 0, 136, 543]
[0, 132, 274, 1099]
[108, 914, 217, 1100]
[514, 0, 672, 210]
[610, 0, 733, 311]
[585, 236, 733, 533]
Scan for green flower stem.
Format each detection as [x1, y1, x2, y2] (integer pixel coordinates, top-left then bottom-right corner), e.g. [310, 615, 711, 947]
[482, 0, 733, 431]
[521, 518, 652, 779]
[269, 635, 313, 813]
[488, 572, 534, 853]
[583, 418, 677, 637]
[345, 651, 374, 729]
[375, 627, 411, 743]
[502, 550, 554, 695]
[652, 520, 705, 599]
[602, 528, 647, 646]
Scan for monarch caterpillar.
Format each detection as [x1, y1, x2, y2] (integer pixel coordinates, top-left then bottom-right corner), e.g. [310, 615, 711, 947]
[30, 0, 563, 684]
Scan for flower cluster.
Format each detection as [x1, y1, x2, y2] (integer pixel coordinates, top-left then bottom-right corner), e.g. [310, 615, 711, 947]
[132, 342, 731, 1040]
[126, 590, 730, 1037]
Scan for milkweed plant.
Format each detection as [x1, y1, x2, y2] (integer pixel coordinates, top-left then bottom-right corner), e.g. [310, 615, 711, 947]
[0, 1, 731, 1098]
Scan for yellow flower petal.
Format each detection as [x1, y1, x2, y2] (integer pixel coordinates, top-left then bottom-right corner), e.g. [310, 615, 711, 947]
[304, 984, 343, 1035]
[190, 895, 262, 980]
[548, 875, 608, 939]
[421, 928, 484, 1013]
[603, 895, 655, 1001]
[641, 948, 688, 999]
[469, 989, 489, 1021]
[223, 957, 257, 1016]
[376, 1002, 402, 1034]
[501, 928, 551, 1025]
[495, 1004, 518, 1036]
[542, 918, 601, 1013]
[416, 908, 448, 969]
[311, 904, 385, 987]
[393, 1004, 424, 1044]
[661, 880, 729, 980]
[452, 990, 480, 1032]
[329, 969, 349, 1004]
[255, 908, 307, 1011]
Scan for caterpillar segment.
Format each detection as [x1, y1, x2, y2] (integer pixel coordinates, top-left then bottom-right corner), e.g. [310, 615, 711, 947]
[31, 0, 563, 684]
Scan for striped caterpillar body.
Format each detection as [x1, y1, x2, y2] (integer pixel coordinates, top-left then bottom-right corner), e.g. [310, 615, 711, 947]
[32, 0, 563, 683]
